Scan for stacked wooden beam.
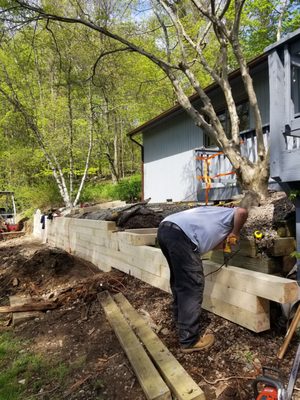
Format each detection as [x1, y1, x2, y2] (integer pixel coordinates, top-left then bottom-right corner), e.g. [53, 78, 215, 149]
[45, 219, 299, 333]
[208, 237, 296, 274]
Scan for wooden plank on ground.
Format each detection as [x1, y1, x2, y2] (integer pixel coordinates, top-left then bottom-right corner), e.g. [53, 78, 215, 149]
[203, 260, 299, 304]
[1, 231, 25, 241]
[99, 291, 171, 400]
[9, 295, 42, 326]
[114, 292, 205, 400]
[0, 301, 57, 313]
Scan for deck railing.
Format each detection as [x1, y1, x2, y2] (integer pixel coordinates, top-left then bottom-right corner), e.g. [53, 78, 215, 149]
[195, 125, 299, 201]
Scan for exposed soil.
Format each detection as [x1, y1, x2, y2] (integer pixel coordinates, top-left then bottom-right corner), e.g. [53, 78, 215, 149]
[0, 234, 300, 400]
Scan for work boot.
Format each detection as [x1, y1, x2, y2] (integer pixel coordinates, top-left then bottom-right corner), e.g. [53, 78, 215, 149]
[181, 333, 215, 353]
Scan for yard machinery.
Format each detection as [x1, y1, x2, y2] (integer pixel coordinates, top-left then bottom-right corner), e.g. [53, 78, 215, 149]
[0, 191, 18, 232]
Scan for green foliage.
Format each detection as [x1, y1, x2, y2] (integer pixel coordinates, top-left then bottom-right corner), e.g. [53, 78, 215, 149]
[241, 0, 300, 59]
[16, 182, 62, 212]
[81, 175, 142, 204]
[0, 0, 299, 207]
[291, 251, 300, 259]
[113, 175, 142, 203]
[289, 190, 300, 202]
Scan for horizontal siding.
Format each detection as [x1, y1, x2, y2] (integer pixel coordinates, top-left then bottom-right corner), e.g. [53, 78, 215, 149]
[144, 112, 203, 163]
[144, 150, 197, 203]
[142, 60, 272, 202]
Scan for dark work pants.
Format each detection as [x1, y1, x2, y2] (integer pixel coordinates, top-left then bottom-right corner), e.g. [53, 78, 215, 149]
[157, 222, 204, 348]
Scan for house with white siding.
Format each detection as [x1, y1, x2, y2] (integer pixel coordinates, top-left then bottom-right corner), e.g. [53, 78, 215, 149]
[128, 29, 300, 204]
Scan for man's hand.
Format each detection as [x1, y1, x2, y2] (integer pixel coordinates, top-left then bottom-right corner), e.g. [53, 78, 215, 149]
[226, 233, 239, 246]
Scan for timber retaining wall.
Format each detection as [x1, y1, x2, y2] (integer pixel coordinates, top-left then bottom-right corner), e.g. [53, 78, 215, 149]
[32, 210, 299, 333]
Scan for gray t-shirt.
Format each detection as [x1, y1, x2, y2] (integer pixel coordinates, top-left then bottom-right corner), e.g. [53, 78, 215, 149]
[162, 206, 236, 254]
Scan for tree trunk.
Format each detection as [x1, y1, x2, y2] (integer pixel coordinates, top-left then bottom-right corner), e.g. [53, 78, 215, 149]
[67, 69, 74, 203]
[236, 156, 270, 199]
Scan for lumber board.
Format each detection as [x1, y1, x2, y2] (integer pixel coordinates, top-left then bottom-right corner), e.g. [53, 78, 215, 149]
[202, 295, 270, 332]
[210, 238, 295, 259]
[0, 231, 25, 241]
[9, 295, 42, 326]
[70, 201, 126, 215]
[237, 237, 295, 257]
[0, 301, 57, 313]
[99, 292, 171, 400]
[270, 237, 296, 257]
[114, 293, 205, 400]
[203, 260, 299, 304]
[125, 228, 158, 235]
[204, 280, 269, 314]
[209, 251, 281, 274]
[116, 230, 157, 246]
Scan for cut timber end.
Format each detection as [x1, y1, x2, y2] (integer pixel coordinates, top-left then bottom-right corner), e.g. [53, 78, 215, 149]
[116, 229, 157, 246]
[9, 295, 41, 326]
[114, 292, 205, 400]
[99, 291, 171, 400]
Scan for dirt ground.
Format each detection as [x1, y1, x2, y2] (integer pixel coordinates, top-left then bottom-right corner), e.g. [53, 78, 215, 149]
[0, 235, 300, 400]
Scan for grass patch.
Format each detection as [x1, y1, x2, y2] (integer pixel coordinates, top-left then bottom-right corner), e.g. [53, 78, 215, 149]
[0, 332, 70, 400]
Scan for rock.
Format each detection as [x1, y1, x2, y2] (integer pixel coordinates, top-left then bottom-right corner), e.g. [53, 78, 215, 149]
[12, 277, 19, 286]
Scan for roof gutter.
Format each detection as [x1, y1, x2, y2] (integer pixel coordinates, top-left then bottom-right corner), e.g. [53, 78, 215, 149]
[129, 135, 145, 201]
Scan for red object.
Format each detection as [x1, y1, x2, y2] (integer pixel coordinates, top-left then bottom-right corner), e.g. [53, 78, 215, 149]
[6, 224, 19, 232]
[256, 387, 278, 400]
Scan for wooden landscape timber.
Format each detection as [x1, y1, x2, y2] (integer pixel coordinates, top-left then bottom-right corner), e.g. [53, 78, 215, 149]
[69, 201, 127, 216]
[99, 291, 172, 400]
[106, 292, 205, 400]
[207, 236, 296, 274]
[38, 217, 299, 333]
[0, 301, 57, 313]
[0, 231, 25, 241]
[9, 295, 43, 326]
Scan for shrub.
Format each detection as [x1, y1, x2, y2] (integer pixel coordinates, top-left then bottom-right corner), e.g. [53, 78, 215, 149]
[81, 175, 142, 204]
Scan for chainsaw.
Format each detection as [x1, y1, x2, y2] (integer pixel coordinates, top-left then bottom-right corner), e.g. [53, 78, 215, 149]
[253, 342, 300, 399]
[253, 367, 286, 400]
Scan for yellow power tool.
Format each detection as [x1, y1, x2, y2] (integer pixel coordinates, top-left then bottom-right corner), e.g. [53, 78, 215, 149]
[223, 234, 238, 266]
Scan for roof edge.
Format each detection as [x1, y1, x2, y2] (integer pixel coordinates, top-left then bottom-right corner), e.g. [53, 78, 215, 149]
[128, 53, 267, 137]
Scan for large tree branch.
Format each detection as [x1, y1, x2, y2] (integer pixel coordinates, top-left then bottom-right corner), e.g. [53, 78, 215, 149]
[14, 0, 179, 72]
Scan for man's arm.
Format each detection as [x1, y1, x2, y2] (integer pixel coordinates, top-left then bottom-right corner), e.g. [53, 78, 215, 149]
[213, 207, 248, 250]
[231, 207, 248, 238]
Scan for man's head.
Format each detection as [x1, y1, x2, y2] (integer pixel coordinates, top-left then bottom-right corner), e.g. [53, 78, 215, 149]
[238, 190, 260, 210]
